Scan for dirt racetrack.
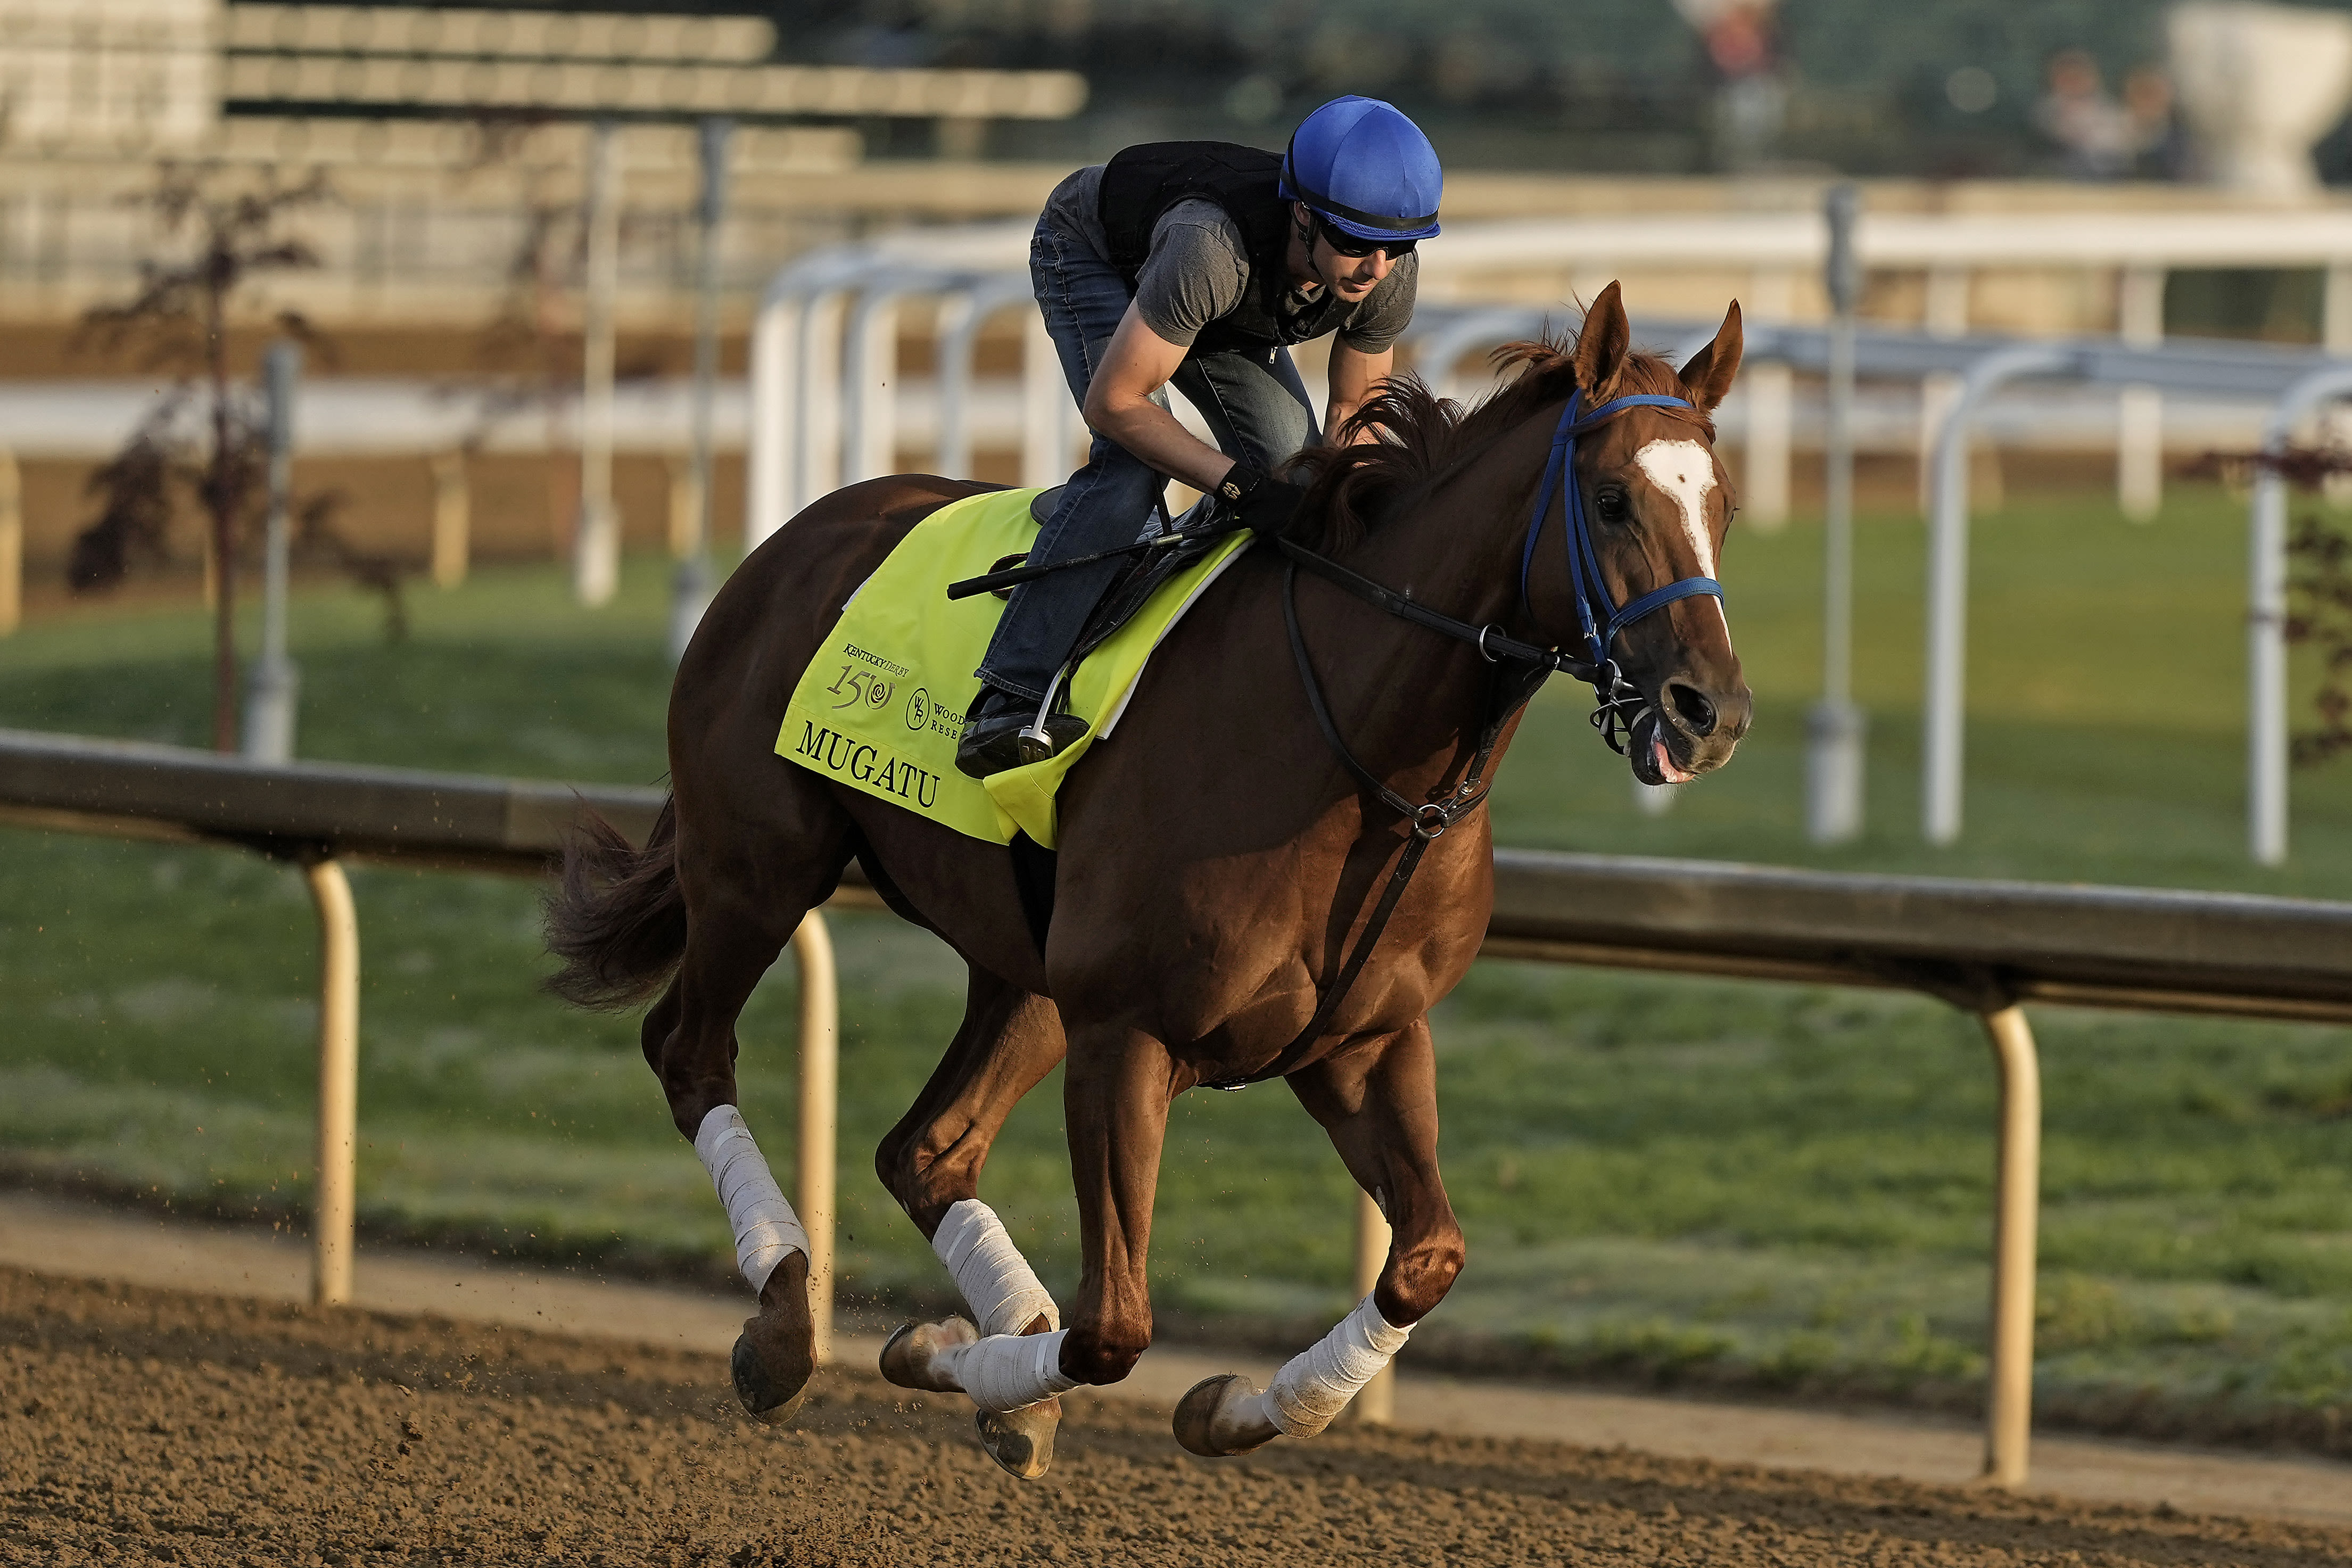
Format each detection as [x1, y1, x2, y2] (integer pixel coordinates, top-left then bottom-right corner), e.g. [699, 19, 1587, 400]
[4, 1266, 2349, 1568]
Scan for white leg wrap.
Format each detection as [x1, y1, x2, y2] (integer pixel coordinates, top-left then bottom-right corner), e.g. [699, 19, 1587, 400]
[931, 1199, 1060, 1337]
[937, 1327, 1078, 1413]
[694, 1105, 809, 1295]
[1261, 1295, 1411, 1438]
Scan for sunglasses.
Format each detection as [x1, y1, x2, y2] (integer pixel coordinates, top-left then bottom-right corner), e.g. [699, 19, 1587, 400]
[1314, 217, 1416, 260]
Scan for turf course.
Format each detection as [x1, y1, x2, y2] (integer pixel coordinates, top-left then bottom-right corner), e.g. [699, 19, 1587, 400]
[4, 484, 2351, 1443]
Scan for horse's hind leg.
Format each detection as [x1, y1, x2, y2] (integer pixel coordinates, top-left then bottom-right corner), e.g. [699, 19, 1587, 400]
[881, 1020, 1178, 1475]
[874, 967, 1071, 1478]
[1175, 1018, 1464, 1456]
[645, 774, 855, 1425]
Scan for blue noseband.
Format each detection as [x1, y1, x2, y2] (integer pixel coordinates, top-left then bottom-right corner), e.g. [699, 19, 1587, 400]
[1517, 389, 1726, 749]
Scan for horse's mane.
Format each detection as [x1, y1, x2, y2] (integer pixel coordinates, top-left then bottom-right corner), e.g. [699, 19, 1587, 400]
[1289, 332, 1709, 553]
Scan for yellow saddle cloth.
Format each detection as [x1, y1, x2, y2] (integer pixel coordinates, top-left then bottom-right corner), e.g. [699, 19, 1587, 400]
[775, 486, 1253, 849]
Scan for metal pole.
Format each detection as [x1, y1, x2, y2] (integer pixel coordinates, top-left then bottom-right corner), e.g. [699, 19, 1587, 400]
[1925, 387, 1973, 847]
[1413, 308, 1545, 405]
[668, 115, 731, 665]
[2241, 365, 2352, 864]
[243, 341, 301, 764]
[1916, 267, 1969, 513]
[1350, 1186, 1394, 1424]
[1807, 184, 1865, 844]
[792, 910, 838, 1365]
[1740, 266, 1795, 532]
[574, 120, 621, 607]
[1923, 343, 2073, 846]
[797, 289, 850, 511]
[930, 275, 1034, 480]
[746, 245, 882, 545]
[2250, 466, 2290, 865]
[1021, 310, 1066, 487]
[842, 280, 910, 484]
[306, 855, 359, 1307]
[0, 445, 20, 638]
[2116, 264, 2165, 524]
[1978, 1004, 2041, 1489]
[430, 451, 469, 590]
[746, 282, 794, 551]
[2328, 260, 2352, 357]
[934, 289, 979, 480]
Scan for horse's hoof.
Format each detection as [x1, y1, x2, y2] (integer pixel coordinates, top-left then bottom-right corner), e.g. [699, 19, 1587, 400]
[731, 1330, 811, 1426]
[729, 1256, 818, 1425]
[878, 1316, 977, 1393]
[1173, 1373, 1280, 1458]
[973, 1397, 1060, 1481]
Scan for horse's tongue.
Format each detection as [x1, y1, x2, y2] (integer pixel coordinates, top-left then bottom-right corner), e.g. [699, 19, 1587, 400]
[1652, 736, 1697, 785]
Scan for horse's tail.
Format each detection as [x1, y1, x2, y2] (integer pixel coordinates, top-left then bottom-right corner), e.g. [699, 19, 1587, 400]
[542, 796, 688, 1010]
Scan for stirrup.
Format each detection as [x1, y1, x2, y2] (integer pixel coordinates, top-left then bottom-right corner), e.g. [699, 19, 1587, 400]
[1015, 667, 1076, 764]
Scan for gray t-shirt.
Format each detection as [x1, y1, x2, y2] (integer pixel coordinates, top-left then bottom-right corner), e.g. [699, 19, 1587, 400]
[1040, 163, 1416, 355]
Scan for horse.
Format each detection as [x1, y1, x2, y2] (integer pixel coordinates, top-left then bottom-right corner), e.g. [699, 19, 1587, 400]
[544, 281, 1751, 1478]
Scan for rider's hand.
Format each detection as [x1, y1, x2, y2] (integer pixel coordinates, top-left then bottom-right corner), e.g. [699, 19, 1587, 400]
[1215, 464, 1314, 539]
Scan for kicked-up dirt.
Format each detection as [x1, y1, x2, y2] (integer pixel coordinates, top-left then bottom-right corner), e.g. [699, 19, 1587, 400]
[2, 1265, 2348, 1567]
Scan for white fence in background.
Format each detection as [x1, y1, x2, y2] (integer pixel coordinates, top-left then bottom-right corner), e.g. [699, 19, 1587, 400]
[748, 207, 2352, 536]
[1415, 207, 2352, 526]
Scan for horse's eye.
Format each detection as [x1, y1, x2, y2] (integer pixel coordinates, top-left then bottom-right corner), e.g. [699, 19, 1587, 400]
[1593, 486, 1630, 525]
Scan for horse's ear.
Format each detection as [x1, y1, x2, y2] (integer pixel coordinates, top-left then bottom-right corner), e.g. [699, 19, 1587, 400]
[1677, 300, 1744, 414]
[1571, 281, 1631, 398]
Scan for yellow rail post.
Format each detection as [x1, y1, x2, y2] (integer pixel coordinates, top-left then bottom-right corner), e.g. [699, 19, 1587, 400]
[667, 451, 703, 560]
[1350, 1187, 1394, 1424]
[0, 447, 20, 638]
[306, 857, 361, 1307]
[792, 910, 838, 1364]
[430, 452, 471, 590]
[1979, 1003, 2041, 1488]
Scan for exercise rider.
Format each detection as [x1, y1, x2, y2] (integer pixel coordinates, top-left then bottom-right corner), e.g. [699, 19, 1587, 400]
[955, 95, 1444, 779]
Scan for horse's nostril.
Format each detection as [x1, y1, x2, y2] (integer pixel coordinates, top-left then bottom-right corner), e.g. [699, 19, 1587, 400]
[1667, 681, 1718, 737]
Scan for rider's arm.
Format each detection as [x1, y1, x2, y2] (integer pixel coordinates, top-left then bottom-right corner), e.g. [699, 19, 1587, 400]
[1082, 303, 1241, 493]
[1325, 342, 1392, 444]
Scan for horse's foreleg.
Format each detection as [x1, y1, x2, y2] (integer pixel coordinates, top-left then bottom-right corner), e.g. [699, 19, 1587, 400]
[874, 969, 1070, 1477]
[1175, 1019, 1462, 1456]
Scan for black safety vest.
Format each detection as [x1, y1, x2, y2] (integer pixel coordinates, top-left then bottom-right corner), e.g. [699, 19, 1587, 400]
[1095, 141, 1355, 354]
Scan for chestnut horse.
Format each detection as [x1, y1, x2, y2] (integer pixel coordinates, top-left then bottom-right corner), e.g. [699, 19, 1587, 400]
[546, 283, 1751, 1477]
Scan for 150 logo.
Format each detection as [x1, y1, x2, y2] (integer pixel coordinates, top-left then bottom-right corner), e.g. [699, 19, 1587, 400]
[826, 664, 893, 711]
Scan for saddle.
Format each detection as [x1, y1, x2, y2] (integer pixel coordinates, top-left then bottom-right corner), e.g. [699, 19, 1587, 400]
[774, 485, 1254, 854]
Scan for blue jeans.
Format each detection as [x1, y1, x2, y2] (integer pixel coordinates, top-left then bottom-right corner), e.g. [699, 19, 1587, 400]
[976, 218, 1322, 702]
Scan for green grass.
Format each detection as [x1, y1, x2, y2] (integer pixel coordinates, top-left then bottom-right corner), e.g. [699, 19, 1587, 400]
[4, 485, 2352, 1442]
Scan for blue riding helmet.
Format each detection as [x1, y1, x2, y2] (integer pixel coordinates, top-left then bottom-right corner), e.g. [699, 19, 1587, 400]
[1278, 96, 1443, 244]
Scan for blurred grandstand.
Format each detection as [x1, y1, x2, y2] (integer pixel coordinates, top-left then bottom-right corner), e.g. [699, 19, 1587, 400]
[6, 0, 2352, 599]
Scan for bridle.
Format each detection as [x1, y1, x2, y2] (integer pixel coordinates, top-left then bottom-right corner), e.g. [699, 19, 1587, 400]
[1520, 387, 1726, 752]
[1209, 385, 1727, 1089]
[1277, 385, 1729, 772]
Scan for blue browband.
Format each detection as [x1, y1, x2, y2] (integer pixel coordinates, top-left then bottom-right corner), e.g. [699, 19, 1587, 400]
[1517, 390, 1726, 700]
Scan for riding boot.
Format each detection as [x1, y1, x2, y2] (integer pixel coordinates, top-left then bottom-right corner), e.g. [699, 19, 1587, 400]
[955, 684, 1089, 779]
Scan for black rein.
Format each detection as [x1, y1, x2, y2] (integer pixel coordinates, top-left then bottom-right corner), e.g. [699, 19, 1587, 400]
[1200, 537, 1558, 1091]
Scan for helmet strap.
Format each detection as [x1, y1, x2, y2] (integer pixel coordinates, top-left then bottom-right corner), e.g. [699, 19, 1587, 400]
[1289, 202, 1335, 293]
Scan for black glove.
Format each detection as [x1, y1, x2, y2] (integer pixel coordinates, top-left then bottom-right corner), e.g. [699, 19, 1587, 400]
[1215, 463, 1313, 538]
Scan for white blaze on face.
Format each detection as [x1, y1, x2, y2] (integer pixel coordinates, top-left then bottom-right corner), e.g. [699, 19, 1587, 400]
[1632, 438, 1720, 581]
